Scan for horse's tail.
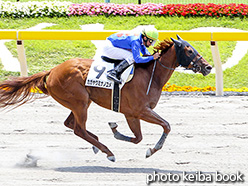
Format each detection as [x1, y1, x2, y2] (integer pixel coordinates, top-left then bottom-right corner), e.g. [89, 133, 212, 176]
[0, 70, 51, 109]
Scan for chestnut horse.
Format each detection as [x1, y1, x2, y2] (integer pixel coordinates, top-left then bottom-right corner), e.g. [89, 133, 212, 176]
[0, 35, 212, 162]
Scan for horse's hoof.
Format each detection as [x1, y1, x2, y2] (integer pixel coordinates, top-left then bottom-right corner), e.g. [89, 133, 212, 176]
[92, 146, 99, 154]
[107, 155, 116, 162]
[146, 148, 152, 158]
[108, 122, 118, 129]
[17, 154, 39, 167]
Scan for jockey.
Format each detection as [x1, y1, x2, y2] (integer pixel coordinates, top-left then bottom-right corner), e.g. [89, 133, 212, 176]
[102, 27, 160, 84]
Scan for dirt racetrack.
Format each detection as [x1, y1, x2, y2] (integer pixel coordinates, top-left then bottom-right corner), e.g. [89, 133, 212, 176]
[0, 95, 247, 186]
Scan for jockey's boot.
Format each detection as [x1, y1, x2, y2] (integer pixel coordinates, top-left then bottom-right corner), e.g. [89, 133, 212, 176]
[107, 59, 130, 84]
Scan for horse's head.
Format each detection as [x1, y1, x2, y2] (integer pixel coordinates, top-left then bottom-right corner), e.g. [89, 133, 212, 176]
[171, 35, 212, 76]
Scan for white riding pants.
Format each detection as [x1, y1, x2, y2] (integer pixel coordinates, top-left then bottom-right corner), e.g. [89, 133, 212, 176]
[97, 40, 134, 65]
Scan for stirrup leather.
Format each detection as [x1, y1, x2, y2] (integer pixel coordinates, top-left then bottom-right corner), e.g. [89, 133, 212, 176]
[107, 71, 122, 84]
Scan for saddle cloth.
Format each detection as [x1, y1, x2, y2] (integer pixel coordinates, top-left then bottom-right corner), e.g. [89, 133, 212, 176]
[85, 57, 134, 90]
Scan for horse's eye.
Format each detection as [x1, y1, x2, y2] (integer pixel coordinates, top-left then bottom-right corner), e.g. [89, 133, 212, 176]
[189, 50, 193, 54]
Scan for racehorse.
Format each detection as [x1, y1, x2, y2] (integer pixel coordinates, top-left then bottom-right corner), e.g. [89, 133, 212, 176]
[0, 35, 212, 162]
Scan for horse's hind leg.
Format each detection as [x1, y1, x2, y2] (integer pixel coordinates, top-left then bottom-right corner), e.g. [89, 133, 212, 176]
[64, 112, 99, 140]
[72, 104, 115, 162]
[64, 112, 99, 154]
[64, 112, 74, 129]
[48, 85, 114, 161]
[109, 116, 142, 144]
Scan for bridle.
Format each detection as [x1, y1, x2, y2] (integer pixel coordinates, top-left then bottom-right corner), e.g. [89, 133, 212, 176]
[157, 53, 203, 72]
[146, 55, 202, 95]
[146, 40, 203, 95]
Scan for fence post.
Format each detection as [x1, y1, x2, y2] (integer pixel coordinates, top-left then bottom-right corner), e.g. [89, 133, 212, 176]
[17, 40, 28, 77]
[210, 41, 223, 96]
[105, 0, 110, 3]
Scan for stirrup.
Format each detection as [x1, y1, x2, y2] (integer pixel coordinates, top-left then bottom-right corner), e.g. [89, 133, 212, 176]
[107, 73, 122, 84]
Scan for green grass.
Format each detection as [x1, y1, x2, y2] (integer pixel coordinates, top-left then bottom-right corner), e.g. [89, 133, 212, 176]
[4, 40, 96, 74]
[0, 16, 247, 88]
[224, 52, 248, 88]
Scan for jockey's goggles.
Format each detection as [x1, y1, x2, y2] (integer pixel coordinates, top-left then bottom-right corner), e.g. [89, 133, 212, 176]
[148, 38, 154, 43]
[142, 33, 157, 46]
[148, 38, 156, 46]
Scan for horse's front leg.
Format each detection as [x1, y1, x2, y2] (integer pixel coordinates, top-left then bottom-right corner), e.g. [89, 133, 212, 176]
[109, 116, 142, 144]
[140, 107, 171, 158]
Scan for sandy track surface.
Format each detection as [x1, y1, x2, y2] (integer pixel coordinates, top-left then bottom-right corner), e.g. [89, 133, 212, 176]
[0, 95, 247, 185]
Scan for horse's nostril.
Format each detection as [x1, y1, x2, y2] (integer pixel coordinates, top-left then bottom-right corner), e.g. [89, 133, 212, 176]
[205, 65, 212, 71]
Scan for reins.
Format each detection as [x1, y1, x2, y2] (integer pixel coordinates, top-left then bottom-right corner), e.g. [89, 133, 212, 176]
[146, 58, 173, 95]
[146, 60, 157, 95]
[157, 57, 176, 71]
[146, 53, 203, 95]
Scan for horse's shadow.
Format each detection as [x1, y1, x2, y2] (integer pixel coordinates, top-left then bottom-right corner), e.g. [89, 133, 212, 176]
[55, 166, 188, 174]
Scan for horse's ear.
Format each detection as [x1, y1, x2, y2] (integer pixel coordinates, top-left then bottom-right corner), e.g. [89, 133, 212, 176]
[171, 37, 182, 47]
[177, 34, 183, 40]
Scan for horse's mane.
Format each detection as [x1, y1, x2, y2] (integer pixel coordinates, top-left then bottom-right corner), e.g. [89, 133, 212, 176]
[135, 39, 174, 69]
[154, 39, 174, 54]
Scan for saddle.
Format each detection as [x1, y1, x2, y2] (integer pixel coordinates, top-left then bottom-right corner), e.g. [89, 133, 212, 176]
[85, 56, 134, 112]
[101, 56, 123, 64]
